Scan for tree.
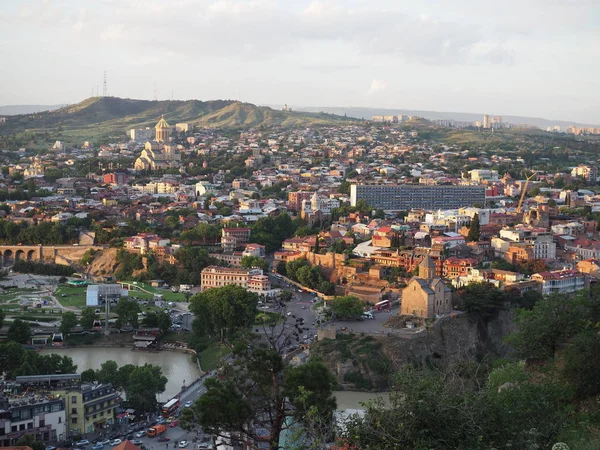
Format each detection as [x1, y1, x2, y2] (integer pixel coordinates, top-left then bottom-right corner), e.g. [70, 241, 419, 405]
[123, 363, 168, 414]
[275, 260, 287, 276]
[16, 433, 45, 450]
[114, 298, 141, 328]
[80, 307, 97, 330]
[0, 341, 26, 377]
[561, 330, 600, 398]
[313, 235, 320, 254]
[60, 311, 78, 335]
[241, 255, 269, 271]
[194, 344, 336, 450]
[142, 311, 172, 333]
[8, 318, 31, 344]
[373, 209, 385, 219]
[506, 293, 587, 361]
[0, 309, 4, 329]
[329, 296, 364, 319]
[190, 284, 258, 340]
[338, 180, 351, 195]
[467, 213, 481, 242]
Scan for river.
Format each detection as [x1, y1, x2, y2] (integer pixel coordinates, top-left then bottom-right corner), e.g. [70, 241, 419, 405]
[41, 348, 389, 408]
[40, 348, 201, 402]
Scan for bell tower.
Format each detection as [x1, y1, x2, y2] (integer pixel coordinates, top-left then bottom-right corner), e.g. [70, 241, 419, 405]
[155, 115, 170, 143]
[418, 255, 436, 281]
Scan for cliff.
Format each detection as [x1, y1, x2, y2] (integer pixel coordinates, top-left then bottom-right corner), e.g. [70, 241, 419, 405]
[312, 309, 517, 391]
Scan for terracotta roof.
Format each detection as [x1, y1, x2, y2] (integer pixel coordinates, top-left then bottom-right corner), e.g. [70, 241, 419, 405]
[113, 440, 140, 450]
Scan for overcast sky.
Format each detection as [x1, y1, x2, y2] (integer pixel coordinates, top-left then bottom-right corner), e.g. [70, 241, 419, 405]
[1, 0, 599, 124]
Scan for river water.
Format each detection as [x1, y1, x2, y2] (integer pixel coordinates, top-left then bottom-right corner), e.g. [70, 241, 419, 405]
[40, 347, 388, 408]
[40, 348, 201, 402]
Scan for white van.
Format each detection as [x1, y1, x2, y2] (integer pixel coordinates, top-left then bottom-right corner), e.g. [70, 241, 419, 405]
[362, 312, 374, 320]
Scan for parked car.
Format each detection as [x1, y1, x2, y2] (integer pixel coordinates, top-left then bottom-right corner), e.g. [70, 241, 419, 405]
[184, 401, 193, 407]
[134, 431, 146, 438]
[130, 440, 143, 446]
[46, 446, 57, 450]
[76, 440, 90, 447]
[110, 440, 122, 446]
[92, 444, 104, 450]
[178, 441, 188, 448]
[157, 437, 170, 442]
[169, 419, 179, 427]
[99, 440, 111, 446]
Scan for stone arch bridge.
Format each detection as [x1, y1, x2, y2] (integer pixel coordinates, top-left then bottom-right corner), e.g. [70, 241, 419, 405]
[0, 244, 105, 267]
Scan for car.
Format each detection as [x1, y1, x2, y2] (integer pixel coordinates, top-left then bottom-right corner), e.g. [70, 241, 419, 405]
[166, 416, 174, 423]
[157, 437, 170, 442]
[134, 431, 146, 438]
[92, 444, 104, 450]
[301, 305, 306, 309]
[46, 446, 57, 450]
[184, 400, 193, 407]
[76, 440, 90, 447]
[110, 440, 122, 446]
[156, 417, 166, 424]
[286, 312, 292, 316]
[178, 441, 188, 448]
[130, 440, 143, 446]
[303, 335, 308, 340]
[169, 419, 179, 427]
[99, 440, 111, 446]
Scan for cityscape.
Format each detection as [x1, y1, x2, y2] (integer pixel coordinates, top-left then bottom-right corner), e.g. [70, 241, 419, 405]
[1, 1, 600, 450]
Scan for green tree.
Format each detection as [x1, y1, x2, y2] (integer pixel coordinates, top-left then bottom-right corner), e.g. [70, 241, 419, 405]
[329, 296, 364, 319]
[240, 255, 269, 271]
[190, 284, 258, 340]
[95, 360, 120, 387]
[124, 363, 168, 414]
[458, 282, 507, 318]
[194, 344, 336, 450]
[275, 260, 287, 276]
[338, 180, 351, 195]
[506, 293, 587, 361]
[560, 330, 600, 398]
[16, 433, 45, 450]
[467, 213, 481, 242]
[80, 307, 97, 330]
[114, 298, 141, 328]
[0, 341, 26, 377]
[60, 311, 78, 335]
[8, 318, 31, 343]
[0, 309, 4, 329]
[142, 311, 172, 333]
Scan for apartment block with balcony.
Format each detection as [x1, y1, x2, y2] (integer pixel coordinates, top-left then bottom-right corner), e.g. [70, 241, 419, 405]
[221, 227, 251, 252]
[200, 266, 273, 295]
[531, 270, 586, 295]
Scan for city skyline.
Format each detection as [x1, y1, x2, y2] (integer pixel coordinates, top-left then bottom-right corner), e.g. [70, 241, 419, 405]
[1, 0, 599, 124]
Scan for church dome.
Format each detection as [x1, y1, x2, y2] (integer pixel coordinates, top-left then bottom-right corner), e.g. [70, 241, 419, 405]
[155, 115, 170, 129]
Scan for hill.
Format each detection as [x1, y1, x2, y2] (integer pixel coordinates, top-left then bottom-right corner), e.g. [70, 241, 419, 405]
[294, 106, 598, 129]
[0, 97, 359, 143]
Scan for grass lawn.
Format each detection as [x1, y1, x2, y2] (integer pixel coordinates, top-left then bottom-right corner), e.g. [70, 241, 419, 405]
[55, 285, 87, 308]
[198, 341, 231, 372]
[122, 282, 188, 302]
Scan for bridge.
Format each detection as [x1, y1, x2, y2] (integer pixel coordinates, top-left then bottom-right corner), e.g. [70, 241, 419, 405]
[0, 244, 106, 267]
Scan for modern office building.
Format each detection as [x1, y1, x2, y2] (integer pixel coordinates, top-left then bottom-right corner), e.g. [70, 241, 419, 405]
[350, 184, 486, 211]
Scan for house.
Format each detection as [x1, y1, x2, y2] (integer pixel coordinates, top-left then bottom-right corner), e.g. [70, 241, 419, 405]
[401, 256, 452, 318]
[531, 269, 586, 295]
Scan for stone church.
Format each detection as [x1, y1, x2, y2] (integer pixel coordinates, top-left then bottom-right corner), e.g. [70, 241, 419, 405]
[401, 255, 452, 318]
[134, 116, 182, 171]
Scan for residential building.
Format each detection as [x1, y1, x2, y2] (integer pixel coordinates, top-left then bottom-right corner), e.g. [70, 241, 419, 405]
[288, 191, 314, 212]
[401, 256, 452, 318]
[0, 385, 66, 446]
[570, 165, 598, 182]
[221, 227, 251, 252]
[350, 184, 486, 211]
[531, 269, 586, 295]
[442, 257, 478, 278]
[200, 266, 272, 295]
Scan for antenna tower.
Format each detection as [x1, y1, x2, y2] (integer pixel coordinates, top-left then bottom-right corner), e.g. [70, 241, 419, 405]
[103, 71, 108, 97]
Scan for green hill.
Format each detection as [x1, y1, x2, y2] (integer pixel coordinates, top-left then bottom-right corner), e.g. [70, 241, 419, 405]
[0, 97, 359, 144]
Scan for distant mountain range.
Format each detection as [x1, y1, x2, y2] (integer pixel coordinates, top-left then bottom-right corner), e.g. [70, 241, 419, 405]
[0, 104, 65, 115]
[0, 97, 358, 139]
[292, 106, 598, 129]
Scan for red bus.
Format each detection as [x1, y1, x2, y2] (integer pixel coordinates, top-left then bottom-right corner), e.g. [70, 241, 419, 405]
[374, 300, 390, 311]
[161, 398, 180, 417]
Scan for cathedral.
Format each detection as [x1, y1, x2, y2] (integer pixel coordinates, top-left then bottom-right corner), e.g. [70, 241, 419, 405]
[401, 255, 452, 318]
[134, 116, 182, 171]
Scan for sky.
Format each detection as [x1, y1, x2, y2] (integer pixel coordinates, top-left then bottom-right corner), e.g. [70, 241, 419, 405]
[0, 0, 599, 124]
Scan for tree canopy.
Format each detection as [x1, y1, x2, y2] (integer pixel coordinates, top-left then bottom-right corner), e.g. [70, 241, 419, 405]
[329, 296, 364, 319]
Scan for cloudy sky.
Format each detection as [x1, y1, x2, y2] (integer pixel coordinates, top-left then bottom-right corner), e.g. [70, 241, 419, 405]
[1, 0, 599, 123]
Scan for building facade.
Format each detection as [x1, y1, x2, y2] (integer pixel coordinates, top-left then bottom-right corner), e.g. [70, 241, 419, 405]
[200, 266, 272, 295]
[350, 184, 486, 211]
[531, 269, 586, 295]
[401, 256, 452, 318]
[221, 227, 251, 252]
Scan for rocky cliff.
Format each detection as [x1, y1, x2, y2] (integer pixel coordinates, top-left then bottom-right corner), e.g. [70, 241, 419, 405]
[312, 310, 517, 391]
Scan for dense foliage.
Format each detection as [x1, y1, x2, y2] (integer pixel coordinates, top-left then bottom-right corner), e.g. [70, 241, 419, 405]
[0, 342, 77, 378]
[285, 258, 335, 294]
[249, 213, 299, 252]
[13, 259, 75, 276]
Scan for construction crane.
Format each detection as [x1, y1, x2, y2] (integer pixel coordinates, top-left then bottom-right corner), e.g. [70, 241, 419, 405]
[517, 170, 539, 213]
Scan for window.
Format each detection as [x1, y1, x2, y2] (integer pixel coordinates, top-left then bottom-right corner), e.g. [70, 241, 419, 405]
[58, 417, 62, 424]
[71, 396, 77, 403]
[71, 408, 77, 414]
[27, 422, 33, 429]
[40, 420, 45, 427]
[72, 418, 78, 424]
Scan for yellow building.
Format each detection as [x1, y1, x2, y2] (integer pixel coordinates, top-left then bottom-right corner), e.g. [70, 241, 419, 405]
[54, 383, 121, 436]
[134, 117, 181, 171]
[401, 255, 451, 319]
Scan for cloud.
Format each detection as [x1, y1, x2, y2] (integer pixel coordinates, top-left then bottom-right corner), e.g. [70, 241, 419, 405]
[72, 8, 87, 33]
[367, 79, 388, 95]
[100, 24, 126, 42]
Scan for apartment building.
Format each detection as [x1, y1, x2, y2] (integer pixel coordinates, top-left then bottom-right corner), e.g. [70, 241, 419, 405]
[287, 191, 314, 212]
[442, 257, 478, 278]
[221, 227, 251, 252]
[0, 389, 66, 446]
[531, 269, 586, 295]
[200, 266, 272, 295]
[350, 184, 486, 211]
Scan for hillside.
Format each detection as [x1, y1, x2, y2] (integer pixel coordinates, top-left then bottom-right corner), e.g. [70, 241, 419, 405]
[0, 104, 64, 115]
[0, 97, 359, 142]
